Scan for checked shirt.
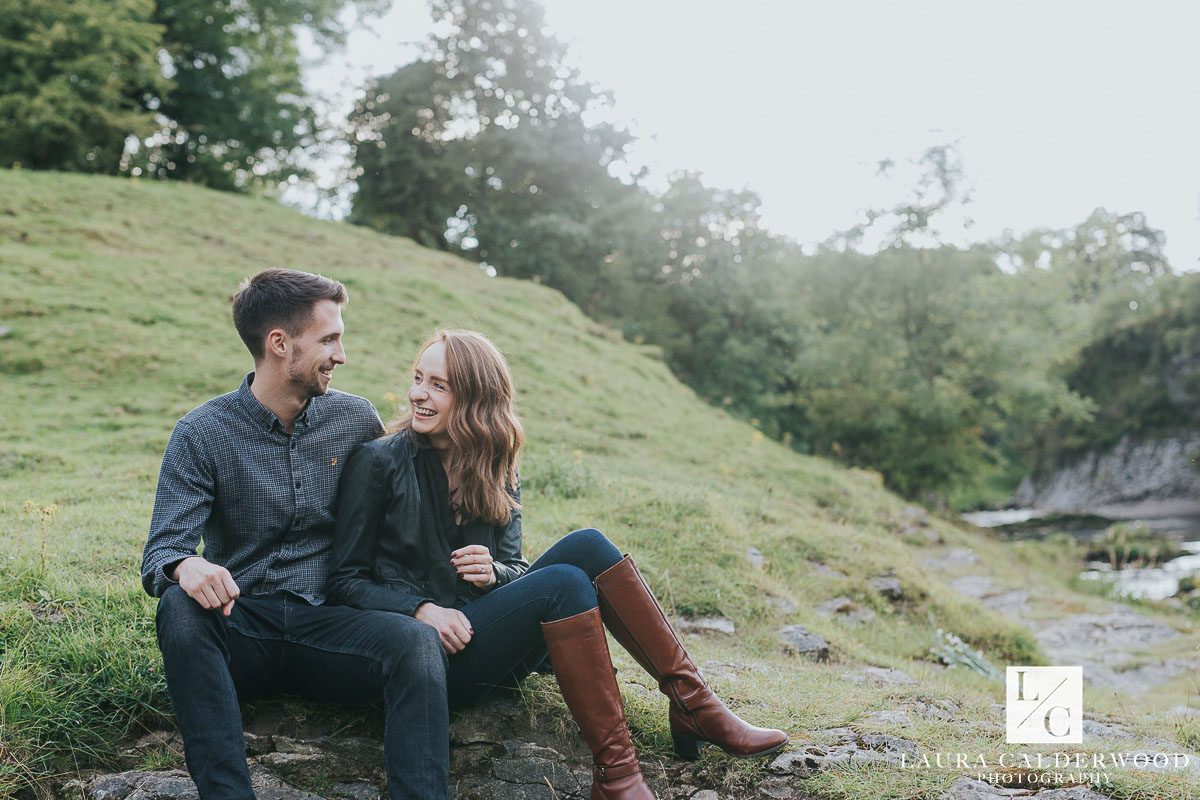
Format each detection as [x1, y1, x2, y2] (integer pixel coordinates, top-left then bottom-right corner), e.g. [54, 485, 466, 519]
[141, 373, 384, 603]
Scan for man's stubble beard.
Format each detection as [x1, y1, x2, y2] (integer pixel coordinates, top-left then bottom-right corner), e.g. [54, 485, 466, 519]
[286, 345, 326, 399]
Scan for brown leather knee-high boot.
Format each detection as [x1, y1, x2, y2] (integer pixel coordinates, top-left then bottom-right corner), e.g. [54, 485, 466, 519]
[594, 556, 788, 761]
[541, 608, 656, 800]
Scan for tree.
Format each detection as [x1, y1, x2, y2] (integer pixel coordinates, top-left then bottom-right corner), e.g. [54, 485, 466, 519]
[1, 0, 378, 189]
[348, 60, 471, 248]
[350, 0, 633, 304]
[0, 0, 165, 172]
[128, 0, 383, 190]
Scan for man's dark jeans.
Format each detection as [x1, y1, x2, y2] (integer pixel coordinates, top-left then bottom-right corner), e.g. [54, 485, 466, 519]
[155, 586, 448, 800]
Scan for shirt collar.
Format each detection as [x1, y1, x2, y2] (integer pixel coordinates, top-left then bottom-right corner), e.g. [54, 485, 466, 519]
[238, 373, 279, 432]
[238, 372, 321, 433]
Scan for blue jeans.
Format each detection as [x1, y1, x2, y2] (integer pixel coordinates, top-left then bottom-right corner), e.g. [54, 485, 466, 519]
[155, 586, 449, 800]
[449, 527, 622, 707]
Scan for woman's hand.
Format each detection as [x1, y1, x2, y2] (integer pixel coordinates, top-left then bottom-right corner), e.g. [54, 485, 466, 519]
[414, 602, 474, 653]
[451, 545, 496, 588]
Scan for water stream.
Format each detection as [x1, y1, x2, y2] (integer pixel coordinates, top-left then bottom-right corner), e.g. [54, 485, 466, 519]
[963, 508, 1200, 600]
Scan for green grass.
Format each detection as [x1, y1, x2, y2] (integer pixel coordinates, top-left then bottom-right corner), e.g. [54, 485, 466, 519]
[1, 170, 1197, 798]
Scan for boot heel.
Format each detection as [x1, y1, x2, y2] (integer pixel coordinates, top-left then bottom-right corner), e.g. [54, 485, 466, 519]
[672, 730, 706, 760]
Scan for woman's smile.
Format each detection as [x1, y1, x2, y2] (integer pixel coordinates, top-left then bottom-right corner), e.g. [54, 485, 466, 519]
[408, 341, 453, 442]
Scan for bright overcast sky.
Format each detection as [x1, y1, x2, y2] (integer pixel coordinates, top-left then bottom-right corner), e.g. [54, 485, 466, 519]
[302, 0, 1200, 270]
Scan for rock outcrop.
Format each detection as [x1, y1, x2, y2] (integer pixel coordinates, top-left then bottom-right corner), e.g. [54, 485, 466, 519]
[49, 689, 799, 800]
[1014, 433, 1200, 516]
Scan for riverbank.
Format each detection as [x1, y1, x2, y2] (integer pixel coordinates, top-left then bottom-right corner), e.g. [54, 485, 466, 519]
[3, 171, 1198, 800]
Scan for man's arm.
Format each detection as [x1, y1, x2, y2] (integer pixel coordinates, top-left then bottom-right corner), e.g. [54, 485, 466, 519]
[140, 422, 240, 613]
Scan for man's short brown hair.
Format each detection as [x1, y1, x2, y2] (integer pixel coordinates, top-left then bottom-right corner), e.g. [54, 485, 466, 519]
[231, 268, 348, 361]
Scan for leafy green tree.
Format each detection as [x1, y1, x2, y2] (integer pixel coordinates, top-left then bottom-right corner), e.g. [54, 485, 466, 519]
[1047, 272, 1200, 459]
[1, 0, 377, 188]
[129, 0, 382, 189]
[0, 0, 165, 172]
[786, 244, 1089, 503]
[348, 60, 470, 248]
[350, 0, 633, 306]
[995, 208, 1172, 335]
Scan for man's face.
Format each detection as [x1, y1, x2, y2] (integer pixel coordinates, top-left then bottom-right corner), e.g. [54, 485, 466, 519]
[284, 300, 346, 398]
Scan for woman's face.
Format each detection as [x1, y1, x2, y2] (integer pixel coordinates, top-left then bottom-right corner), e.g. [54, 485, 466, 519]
[408, 341, 454, 445]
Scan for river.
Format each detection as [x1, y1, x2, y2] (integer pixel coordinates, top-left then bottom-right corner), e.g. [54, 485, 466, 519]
[962, 508, 1200, 600]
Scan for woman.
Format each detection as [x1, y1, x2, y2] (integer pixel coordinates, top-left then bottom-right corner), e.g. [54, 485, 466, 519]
[328, 330, 786, 800]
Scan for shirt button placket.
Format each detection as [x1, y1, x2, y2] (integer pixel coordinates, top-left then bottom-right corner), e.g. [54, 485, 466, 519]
[287, 433, 301, 556]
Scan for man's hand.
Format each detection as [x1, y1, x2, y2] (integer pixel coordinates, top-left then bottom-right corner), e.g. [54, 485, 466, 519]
[414, 602, 474, 653]
[451, 545, 496, 588]
[173, 556, 240, 616]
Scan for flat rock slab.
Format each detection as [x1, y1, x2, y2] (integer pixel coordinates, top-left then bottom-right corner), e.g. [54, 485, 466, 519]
[948, 576, 1030, 615]
[981, 590, 1031, 615]
[949, 575, 995, 598]
[487, 740, 587, 796]
[869, 576, 904, 600]
[1036, 607, 1179, 655]
[1033, 606, 1197, 693]
[768, 732, 920, 775]
[925, 549, 979, 570]
[902, 506, 932, 526]
[809, 562, 849, 579]
[769, 596, 798, 614]
[860, 709, 912, 726]
[778, 625, 830, 660]
[816, 596, 877, 624]
[260, 736, 385, 785]
[908, 697, 961, 721]
[678, 616, 737, 636]
[757, 777, 804, 799]
[63, 765, 323, 800]
[325, 784, 382, 800]
[855, 666, 916, 686]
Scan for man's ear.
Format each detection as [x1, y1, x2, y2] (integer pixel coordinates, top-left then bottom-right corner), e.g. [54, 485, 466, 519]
[265, 328, 288, 359]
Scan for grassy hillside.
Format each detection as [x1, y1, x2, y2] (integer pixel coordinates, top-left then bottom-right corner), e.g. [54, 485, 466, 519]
[1, 171, 1196, 798]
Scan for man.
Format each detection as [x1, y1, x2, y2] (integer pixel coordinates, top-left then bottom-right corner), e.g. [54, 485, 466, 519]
[141, 268, 449, 799]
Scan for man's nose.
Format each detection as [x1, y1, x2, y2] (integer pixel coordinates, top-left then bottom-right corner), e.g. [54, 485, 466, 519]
[333, 341, 346, 364]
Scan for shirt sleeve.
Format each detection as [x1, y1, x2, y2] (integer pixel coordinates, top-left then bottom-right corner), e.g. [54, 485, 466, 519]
[327, 442, 433, 615]
[490, 479, 530, 588]
[365, 400, 385, 439]
[141, 422, 213, 597]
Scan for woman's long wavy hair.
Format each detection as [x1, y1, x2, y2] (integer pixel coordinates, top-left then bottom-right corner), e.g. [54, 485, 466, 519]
[390, 330, 524, 525]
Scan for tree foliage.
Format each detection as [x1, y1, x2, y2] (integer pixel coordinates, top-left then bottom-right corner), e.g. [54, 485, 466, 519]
[0, 0, 165, 172]
[1035, 271, 1200, 465]
[347, 2, 1181, 505]
[350, 0, 633, 297]
[1, 0, 380, 188]
[9, 0, 1173, 505]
